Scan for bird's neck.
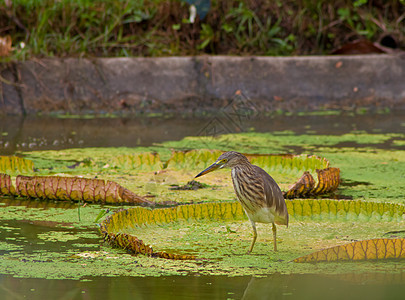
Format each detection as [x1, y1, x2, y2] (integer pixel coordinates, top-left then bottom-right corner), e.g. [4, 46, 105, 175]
[232, 162, 253, 173]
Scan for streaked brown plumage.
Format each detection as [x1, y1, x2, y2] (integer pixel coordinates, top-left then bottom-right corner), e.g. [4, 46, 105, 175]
[195, 151, 289, 253]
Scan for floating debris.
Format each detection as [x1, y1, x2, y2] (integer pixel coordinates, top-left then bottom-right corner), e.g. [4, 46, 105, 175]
[169, 180, 209, 190]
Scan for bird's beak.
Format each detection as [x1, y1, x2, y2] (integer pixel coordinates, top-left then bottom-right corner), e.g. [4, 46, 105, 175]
[195, 162, 221, 178]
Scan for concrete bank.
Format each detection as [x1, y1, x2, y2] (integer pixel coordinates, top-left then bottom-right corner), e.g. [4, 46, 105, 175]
[1, 55, 405, 115]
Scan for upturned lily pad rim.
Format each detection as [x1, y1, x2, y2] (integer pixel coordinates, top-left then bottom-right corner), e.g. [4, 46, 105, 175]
[294, 238, 405, 263]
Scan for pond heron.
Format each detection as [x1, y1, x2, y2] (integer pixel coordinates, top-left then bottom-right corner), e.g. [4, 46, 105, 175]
[195, 151, 289, 253]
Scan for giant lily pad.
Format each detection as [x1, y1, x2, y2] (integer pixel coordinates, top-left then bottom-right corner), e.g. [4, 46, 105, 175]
[165, 150, 329, 174]
[112, 152, 162, 171]
[0, 173, 153, 205]
[99, 200, 405, 260]
[0, 150, 340, 203]
[0, 173, 16, 196]
[165, 149, 224, 170]
[284, 168, 340, 198]
[0, 156, 34, 174]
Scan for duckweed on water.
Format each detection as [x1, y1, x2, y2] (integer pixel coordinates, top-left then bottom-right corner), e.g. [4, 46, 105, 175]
[37, 232, 80, 243]
[162, 132, 405, 204]
[2, 214, 404, 279]
[1, 130, 404, 279]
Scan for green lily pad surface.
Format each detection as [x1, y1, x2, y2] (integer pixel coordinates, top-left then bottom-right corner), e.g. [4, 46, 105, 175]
[1, 128, 405, 279]
[101, 200, 404, 260]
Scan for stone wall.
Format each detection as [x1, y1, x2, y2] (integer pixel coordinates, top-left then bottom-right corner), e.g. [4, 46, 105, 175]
[1, 55, 405, 115]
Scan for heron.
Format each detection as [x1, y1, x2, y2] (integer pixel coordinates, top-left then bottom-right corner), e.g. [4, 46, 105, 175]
[195, 151, 289, 253]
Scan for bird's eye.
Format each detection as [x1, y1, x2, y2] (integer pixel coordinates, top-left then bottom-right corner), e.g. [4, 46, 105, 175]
[220, 159, 228, 163]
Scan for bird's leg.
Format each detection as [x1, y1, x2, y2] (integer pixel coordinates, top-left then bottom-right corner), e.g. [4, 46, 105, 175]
[247, 221, 257, 254]
[272, 223, 277, 252]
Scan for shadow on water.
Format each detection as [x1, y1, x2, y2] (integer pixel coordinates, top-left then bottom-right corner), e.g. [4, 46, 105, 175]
[1, 111, 405, 154]
[0, 197, 79, 209]
[1, 273, 404, 300]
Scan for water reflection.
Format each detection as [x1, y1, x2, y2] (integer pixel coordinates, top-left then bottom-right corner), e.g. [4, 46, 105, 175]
[1, 111, 405, 155]
[241, 273, 405, 300]
[1, 273, 404, 300]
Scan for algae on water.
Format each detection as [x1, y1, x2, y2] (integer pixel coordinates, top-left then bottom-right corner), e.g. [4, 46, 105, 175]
[1, 129, 405, 279]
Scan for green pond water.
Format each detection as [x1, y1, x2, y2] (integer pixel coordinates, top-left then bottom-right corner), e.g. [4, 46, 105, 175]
[1, 112, 405, 299]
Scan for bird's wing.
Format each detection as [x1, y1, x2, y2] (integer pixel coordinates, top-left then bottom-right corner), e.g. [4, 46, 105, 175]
[253, 165, 289, 226]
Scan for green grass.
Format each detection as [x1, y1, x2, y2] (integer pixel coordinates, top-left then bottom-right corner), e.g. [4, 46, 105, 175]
[1, 0, 404, 60]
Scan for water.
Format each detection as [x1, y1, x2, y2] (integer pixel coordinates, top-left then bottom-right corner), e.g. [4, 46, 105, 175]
[1, 111, 405, 299]
[1, 111, 404, 154]
[1, 273, 404, 300]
